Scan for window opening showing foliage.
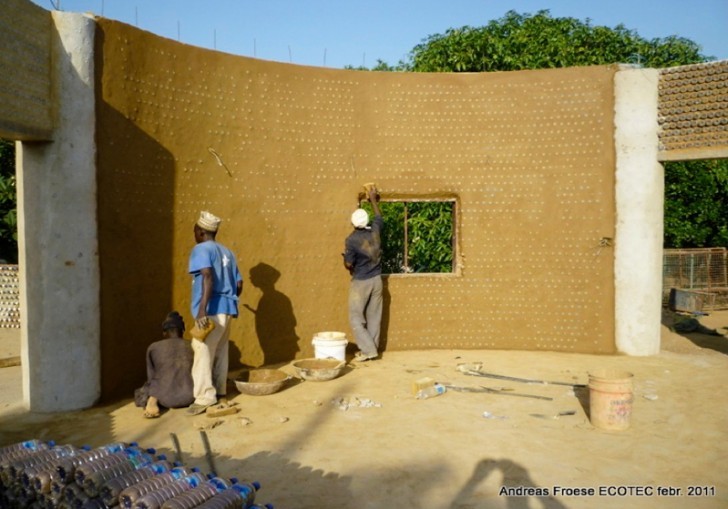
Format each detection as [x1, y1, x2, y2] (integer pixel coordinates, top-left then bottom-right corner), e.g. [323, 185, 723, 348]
[361, 199, 455, 274]
[664, 160, 728, 248]
[0, 139, 17, 264]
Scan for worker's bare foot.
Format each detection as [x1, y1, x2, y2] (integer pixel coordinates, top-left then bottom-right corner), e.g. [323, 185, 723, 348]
[144, 396, 160, 418]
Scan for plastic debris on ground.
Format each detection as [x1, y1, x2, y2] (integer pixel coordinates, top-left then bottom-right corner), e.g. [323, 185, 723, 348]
[331, 397, 383, 411]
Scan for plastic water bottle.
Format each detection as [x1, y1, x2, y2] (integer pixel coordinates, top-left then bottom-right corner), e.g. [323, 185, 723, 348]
[84, 449, 160, 498]
[6, 444, 77, 486]
[124, 470, 205, 509]
[160, 476, 240, 509]
[75, 445, 154, 485]
[55, 442, 129, 484]
[81, 498, 111, 509]
[117, 466, 196, 508]
[100, 459, 174, 506]
[62, 481, 91, 507]
[0, 439, 52, 459]
[21, 444, 80, 492]
[415, 383, 446, 399]
[82, 450, 157, 499]
[0, 440, 54, 485]
[192, 480, 261, 509]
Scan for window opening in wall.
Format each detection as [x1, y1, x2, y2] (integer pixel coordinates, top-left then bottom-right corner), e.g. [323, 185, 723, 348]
[360, 198, 456, 274]
[0, 139, 17, 264]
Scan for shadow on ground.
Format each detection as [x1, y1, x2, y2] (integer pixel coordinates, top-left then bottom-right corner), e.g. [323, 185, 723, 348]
[661, 308, 728, 355]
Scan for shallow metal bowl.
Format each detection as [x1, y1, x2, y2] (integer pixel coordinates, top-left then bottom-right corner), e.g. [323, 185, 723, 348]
[292, 358, 346, 382]
[235, 369, 290, 396]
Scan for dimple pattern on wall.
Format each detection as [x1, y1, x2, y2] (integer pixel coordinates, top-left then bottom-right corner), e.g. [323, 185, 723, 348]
[95, 20, 617, 395]
[0, 0, 52, 140]
[658, 60, 728, 159]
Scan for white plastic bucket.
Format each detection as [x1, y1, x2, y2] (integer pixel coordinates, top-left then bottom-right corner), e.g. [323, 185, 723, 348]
[312, 338, 347, 361]
[588, 369, 634, 431]
[314, 331, 346, 340]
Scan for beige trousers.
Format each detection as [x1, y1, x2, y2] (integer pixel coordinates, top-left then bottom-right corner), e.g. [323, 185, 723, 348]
[191, 313, 231, 406]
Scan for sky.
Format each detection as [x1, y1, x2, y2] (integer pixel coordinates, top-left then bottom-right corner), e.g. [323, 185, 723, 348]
[30, 0, 728, 68]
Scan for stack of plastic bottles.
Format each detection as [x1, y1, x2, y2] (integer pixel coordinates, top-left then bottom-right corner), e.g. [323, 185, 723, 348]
[0, 439, 273, 509]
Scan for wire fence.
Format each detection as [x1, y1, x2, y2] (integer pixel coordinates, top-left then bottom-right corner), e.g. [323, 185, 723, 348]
[662, 247, 728, 311]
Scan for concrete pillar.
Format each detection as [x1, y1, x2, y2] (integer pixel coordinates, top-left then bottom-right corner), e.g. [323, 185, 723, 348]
[17, 12, 100, 411]
[613, 67, 663, 356]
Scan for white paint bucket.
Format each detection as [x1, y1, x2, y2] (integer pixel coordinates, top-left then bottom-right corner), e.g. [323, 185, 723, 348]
[312, 337, 348, 361]
[314, 331, 346, 340]
[588, 369, 634, 431]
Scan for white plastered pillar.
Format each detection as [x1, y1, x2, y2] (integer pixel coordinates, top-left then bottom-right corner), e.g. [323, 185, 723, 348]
[17, 12, 100, 411]
[613, 67, 662, 356]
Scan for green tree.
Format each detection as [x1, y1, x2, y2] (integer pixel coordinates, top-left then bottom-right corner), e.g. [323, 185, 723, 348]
[0, 139, 17, 263]
[344, 59, 409, 72]
[408, 10, 709, 72]
[406, 202, 453, 273]
[362, 201, 453, 274]
[664, 160, 728, 248]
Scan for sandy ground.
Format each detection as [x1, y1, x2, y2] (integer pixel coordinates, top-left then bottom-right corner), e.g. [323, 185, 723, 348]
[1, 311, 727, 509]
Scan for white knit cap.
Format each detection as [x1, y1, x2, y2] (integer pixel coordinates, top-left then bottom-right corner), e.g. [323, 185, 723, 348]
[351, 208, 369, 228]
[197, 210, 221, 232]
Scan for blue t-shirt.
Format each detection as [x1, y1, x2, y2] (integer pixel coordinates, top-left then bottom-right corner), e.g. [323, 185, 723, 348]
[188, 241, 242, 317]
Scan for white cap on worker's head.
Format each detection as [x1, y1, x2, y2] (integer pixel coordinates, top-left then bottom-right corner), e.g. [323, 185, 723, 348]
[351, 208, 369, 228]
[197, 210, 221, 232]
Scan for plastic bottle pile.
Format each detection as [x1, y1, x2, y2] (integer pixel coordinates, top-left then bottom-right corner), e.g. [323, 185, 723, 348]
[0, 439, 273, 509]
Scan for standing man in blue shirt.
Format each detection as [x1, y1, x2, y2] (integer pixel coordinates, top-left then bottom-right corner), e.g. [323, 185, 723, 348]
[187, 210, 243, 416]
[343, 185, 383, 362]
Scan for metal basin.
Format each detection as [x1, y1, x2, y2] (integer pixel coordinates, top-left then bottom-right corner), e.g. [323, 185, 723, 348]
[292, 358, 345, 382]
[235, 369, 290, 395]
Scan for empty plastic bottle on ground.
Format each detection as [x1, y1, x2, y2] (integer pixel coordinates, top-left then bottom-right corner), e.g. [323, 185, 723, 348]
[415, 383, 446, 399]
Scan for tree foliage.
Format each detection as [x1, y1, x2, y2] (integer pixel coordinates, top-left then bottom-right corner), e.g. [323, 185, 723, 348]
[406, 202, 453, 273]
[408, 10, 709, 72]
[362, 201, 454, 274]
[0, 139, 16, 263]
[664, 160, 728, 248]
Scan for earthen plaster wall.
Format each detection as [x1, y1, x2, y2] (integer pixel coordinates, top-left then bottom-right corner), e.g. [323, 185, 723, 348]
[95, 20, 617, 398]
[0, 0, 52, 140]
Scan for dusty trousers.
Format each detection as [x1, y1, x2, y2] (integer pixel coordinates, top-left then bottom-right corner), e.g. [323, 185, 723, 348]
[191, 313, 231, 406]
[348, 275, 383, 357]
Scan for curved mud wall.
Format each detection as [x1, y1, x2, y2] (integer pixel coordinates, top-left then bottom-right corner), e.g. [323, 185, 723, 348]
[95, 19, 617, 399]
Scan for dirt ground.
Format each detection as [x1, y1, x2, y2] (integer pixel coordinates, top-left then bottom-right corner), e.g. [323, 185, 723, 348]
[1, 311, 727, 509]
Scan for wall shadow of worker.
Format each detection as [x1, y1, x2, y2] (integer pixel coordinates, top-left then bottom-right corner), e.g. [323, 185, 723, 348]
[227, 340, 244, 373]
[450, 458, 567, 509]
[243, 262, 300, 365]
